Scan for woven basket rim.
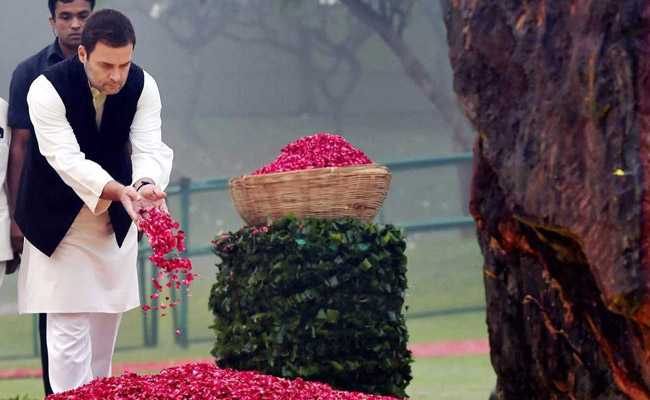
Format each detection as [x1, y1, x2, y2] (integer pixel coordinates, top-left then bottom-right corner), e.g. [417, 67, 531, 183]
[230, 163, 389, 185]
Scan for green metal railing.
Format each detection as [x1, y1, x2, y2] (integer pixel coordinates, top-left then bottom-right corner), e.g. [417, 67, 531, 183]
[8, 152, 476, 359]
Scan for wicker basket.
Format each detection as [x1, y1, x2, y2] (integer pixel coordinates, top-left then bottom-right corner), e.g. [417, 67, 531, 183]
[229, 164, 391, 226]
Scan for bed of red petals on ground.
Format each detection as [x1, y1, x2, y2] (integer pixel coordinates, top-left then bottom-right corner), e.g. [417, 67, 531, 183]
[253, 133, 372, 175]
[46, 363, 399, 400]
[138, 208, 195, 314]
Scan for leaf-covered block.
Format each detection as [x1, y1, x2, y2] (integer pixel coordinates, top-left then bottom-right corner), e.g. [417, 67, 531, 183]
[210, 216, 412, 398]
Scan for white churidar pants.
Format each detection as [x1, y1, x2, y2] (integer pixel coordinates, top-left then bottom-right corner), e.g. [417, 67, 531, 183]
[46, 312, 122, 393]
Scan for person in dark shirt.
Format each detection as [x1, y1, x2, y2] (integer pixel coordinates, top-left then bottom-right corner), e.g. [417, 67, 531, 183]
[7, 0, 95, 395]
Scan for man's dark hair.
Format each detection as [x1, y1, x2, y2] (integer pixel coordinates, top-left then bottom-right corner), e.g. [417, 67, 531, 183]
[81, 9, 136, 55]
[48, 0, 96, 18]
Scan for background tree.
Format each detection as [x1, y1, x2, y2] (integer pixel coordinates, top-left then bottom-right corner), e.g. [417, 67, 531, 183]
[218, 0, 374, 128]
[135, 0, 373, 130]
[316, 0, 475, 217]
[130, 0, 240, 145]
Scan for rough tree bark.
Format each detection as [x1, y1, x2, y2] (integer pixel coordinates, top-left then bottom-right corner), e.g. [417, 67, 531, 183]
[444, 1, 650, 399]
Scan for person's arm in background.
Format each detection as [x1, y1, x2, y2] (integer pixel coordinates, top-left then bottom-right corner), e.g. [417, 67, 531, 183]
[0, 99, 17, 277]
[7, 63, 34, 254]
[6, 128, 28, 253]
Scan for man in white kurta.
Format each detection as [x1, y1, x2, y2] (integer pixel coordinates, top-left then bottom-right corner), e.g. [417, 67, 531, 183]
[17, 10, 173, 393]
[0, 99, 15, 289]
[18, 70, 168, 314]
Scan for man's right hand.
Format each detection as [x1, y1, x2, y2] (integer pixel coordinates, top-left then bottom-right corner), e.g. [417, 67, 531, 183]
[119, 185, 143, 222]
[10, 220, 23, 254]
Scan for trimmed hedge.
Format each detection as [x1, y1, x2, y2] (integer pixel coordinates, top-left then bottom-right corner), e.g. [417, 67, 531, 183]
[209, 217, 412, 398]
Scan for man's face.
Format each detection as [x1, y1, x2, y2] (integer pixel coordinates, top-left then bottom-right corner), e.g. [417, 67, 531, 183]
[79, 42, 133, 95]
[49, 0, 92, 51]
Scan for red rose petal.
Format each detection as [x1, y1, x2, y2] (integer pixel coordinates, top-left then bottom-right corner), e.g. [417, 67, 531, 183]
[253, 133, 372, 175]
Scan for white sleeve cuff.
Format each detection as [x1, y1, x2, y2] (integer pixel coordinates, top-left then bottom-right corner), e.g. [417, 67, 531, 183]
[81, 176, 113, 215]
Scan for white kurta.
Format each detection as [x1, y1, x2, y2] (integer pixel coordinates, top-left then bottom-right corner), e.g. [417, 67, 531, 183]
[0, 99, 14, 289]
[17, 71, 173, 314]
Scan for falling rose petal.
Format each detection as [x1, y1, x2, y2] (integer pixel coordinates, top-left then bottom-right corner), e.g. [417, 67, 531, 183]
[152, 279, 163, 291]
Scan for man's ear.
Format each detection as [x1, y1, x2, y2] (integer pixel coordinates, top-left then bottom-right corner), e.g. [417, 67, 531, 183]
[49, 16, 56, 34]
[78, 46, 87, 64]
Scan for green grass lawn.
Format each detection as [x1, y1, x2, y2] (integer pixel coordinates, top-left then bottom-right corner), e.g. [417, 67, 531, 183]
[408, 356, 494, 400]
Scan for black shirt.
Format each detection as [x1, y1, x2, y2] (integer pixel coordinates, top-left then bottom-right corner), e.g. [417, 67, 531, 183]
[8, 39, 65, 130]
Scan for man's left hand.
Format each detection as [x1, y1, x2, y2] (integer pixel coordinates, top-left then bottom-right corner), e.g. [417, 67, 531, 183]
[134, 184, 168, 220]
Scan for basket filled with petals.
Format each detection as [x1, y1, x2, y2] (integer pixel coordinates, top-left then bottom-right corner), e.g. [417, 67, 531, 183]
[229, 133, 391, 226]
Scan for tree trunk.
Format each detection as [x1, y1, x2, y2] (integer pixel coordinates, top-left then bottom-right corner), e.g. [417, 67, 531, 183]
[444, 1, 650, 399]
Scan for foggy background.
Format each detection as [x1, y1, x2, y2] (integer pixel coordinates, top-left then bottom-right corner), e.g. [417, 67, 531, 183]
[1, 1, 469, 177]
